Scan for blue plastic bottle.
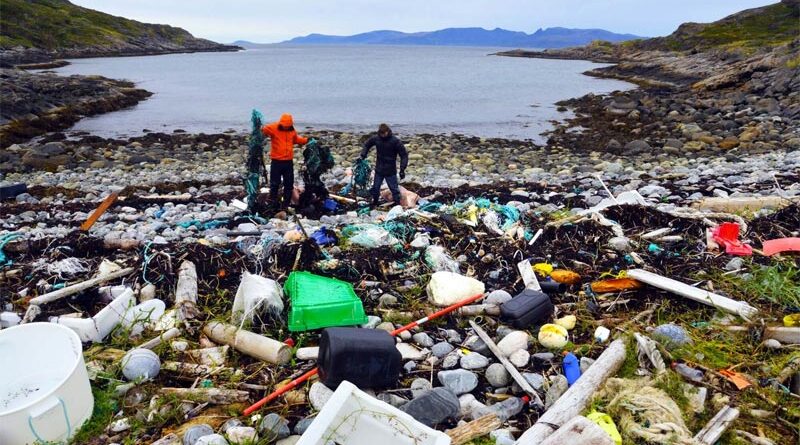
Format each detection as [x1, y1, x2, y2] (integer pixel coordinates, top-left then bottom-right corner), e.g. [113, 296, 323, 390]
[563, 352, 581, 386]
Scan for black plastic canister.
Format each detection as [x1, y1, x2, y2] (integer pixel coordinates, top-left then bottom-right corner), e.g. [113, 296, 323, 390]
[318, 327, 402, 390]
[500, 289, 554, 329]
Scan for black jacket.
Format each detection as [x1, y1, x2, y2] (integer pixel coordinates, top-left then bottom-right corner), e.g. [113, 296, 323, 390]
[360, 132, 409, 176]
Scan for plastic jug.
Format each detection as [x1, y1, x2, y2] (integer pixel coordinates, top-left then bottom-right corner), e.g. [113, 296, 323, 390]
[318, 327, 402, 390]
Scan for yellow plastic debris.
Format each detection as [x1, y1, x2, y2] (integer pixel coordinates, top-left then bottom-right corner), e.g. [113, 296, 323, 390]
[537, 323, 569, 349]
[533, 263, 554, 276]
[586, 411, 622, 445]
[784, 314, 800, 327]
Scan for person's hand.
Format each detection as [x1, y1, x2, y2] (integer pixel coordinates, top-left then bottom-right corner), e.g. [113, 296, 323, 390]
[399, 170, 406, 180]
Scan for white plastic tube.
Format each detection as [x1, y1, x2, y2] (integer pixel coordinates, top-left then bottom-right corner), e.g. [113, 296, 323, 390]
[51, 288, 136, 342]
[203, 321, 290, 365]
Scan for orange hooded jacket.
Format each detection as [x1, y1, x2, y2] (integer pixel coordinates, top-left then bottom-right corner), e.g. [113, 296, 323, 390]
[261, 113, 308, 161]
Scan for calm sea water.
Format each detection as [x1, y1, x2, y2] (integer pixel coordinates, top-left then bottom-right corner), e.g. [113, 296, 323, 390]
[52, 45, 633, 142]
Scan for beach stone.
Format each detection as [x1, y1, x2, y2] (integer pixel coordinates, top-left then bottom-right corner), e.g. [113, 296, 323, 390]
[432, 341, 455, 358]
[460, 352, 490, 369]
[400, 388, 460, 427]
[545, 375, 569, 409]
[624, 140, 651, 153]
[276, 437, 300, 445]
[496, 331, 529, 357]
[293, 416, 315, 435]
[413, 332, 435, 348]
[152, 434, 181, 445]
[522, 373, 545, 390]
[195, 434, 228, 445]
[509, 349, 530, 368]
[486, 363, 511, 387]
[725, 257, 744, 271]
[378, 294, 398, 307]
[491, 429, 516, 445]
[485, 289, 513, 305]
[183, 425, 214, 445]
[442, 352, 460, 369]
[652, 323, 692, 350]
[220, 419, 243, 433]
[463, 335, 490, 355]
[532, 352, 555, 366]
[396, 343, 427, 361]
[309, 382, 334, 410]
[258, 413, 290, 442]
[404, 361, 417, 373]
[438, 369, 479, 395]
[410, 378, 432, 398]
[226, 427, 257, 445]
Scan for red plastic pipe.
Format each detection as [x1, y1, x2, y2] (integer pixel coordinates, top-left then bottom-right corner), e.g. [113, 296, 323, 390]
[242, 292, 485, 415]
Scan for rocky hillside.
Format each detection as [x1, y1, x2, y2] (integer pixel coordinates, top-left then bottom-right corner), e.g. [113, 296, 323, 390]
[0, 0, 239, 66]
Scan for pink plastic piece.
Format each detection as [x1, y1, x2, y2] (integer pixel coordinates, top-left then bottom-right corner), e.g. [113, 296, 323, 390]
[762, 237, 800, 256]
[712, 222, 753, 256]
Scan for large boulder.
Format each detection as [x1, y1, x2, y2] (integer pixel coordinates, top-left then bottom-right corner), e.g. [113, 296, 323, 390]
[22, 142, 73, 171]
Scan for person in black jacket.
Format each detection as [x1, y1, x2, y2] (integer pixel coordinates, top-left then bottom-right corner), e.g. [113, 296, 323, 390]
[359, 123, 409, 206]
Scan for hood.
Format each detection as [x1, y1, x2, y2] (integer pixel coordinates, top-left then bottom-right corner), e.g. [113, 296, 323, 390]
[279, 113, 294, 127]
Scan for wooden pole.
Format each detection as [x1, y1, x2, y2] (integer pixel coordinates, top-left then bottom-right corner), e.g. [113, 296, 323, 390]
[515, 339, 626, 445]
[159, 387, 249, 404]
[446, 414, 502, 445]
[469, 321, 544, 409]
[80, 192, 119, 231]
[27, 267, 135, 306]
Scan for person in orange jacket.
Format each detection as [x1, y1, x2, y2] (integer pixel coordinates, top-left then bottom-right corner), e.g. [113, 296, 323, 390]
[261, 113, 309, 209]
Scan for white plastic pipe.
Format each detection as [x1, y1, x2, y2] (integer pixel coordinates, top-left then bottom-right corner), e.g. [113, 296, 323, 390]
[626, 269, 758, 320]
[203, 321, 291, 365]
[50, 288, 136, 342]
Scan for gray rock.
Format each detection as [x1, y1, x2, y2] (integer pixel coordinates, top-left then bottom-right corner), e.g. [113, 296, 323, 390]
[195, 434, 228, 445]
[183, 425, 214, 445]
[442, 352, 460, 369]
[725, 257, 744, 271]
[431, 341, 455, 358]
[400, 387, 460, 427]
[508, 349, 530, 368]
[532, 352, 555, 366]
[522, 373, 545, 390]
[580, 357, 595, 374]
[309, 382, 334, 411]
[652, 323, 692, 350]
[438, 369, 479, 395]
[220, 419, 243, 434]
[460, 352, 490, 370]
[404, 361, 417, 373]
[624, 140, 651, 154]
[545, 375, 569, 409]
[463, 335, 490, 355]
[293, 416, 316, 435]
[485, 289, 513, 305]
[410, 378, 433, 398]
[412, 332, 435, 348]
[377, 393, 409, 407]
[226, 427, 257, 445]
[485, 363, 511, 387]
[258, 413, 290, 442]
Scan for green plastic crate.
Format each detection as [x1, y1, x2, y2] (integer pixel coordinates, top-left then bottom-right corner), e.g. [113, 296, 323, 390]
[285, 271, 368, 332]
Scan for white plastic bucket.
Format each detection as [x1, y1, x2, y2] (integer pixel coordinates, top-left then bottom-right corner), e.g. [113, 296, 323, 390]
[297, 380, 451, 445]
[0, 323, 94, 445]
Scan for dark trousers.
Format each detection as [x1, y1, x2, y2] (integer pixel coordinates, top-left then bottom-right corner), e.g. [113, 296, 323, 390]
[371, 172, 401, 204]
[269, 160, 294, 208]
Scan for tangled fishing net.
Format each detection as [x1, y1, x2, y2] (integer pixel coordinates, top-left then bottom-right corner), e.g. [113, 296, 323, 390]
[244, 109, 265, 211]
[599, 378, 702, 445]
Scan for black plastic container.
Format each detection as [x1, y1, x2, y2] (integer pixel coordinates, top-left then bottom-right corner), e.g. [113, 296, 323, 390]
[539, 280, 567, 294]
[500, 289, 554, 329]
[318, 327, 402, 390]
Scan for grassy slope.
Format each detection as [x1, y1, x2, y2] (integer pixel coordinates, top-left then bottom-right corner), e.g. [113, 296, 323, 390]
[643, 1, 800, 52]
[0, 0, 198, 49]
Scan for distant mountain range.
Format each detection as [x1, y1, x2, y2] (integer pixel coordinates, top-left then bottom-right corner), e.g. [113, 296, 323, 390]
[235, 27, 643, 49]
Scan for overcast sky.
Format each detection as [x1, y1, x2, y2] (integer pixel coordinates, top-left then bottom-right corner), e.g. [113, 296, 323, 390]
[71, 0, 779, 43]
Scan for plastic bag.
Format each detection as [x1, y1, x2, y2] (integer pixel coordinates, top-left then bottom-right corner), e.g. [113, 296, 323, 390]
[348, 226, 399, 248]
[410, 232, 431, 248]
[232, 272, 284, 325]
[424, 245, 460, 273]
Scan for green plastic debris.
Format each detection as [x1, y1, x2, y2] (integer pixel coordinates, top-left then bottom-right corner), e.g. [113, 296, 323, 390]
[285, 271, 368, 332]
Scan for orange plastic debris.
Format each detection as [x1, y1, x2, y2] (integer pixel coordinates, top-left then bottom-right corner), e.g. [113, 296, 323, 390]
[718, 369, 752, 390]
[762, 237, 800, 256]
[590, 278, 643, 293]
[551, 270, 581, 285]
[80, 192, 119, 231]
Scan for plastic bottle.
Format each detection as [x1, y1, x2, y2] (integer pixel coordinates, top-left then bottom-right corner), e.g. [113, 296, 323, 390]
[474, 396, 524, 422]
[563, 352, 582, 386]
[672, 362, 704, 382]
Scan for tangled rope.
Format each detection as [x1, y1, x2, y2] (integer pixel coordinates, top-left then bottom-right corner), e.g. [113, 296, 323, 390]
[600, 378, 702, 445]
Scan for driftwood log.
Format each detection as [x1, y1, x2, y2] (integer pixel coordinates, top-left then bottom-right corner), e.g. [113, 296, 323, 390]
[515, 339, 626, 445]
[160, 387, 248, 404]
[175, 260, 199, 324]
[446, 414, 502, 445]
[694, 405, 739, 444]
